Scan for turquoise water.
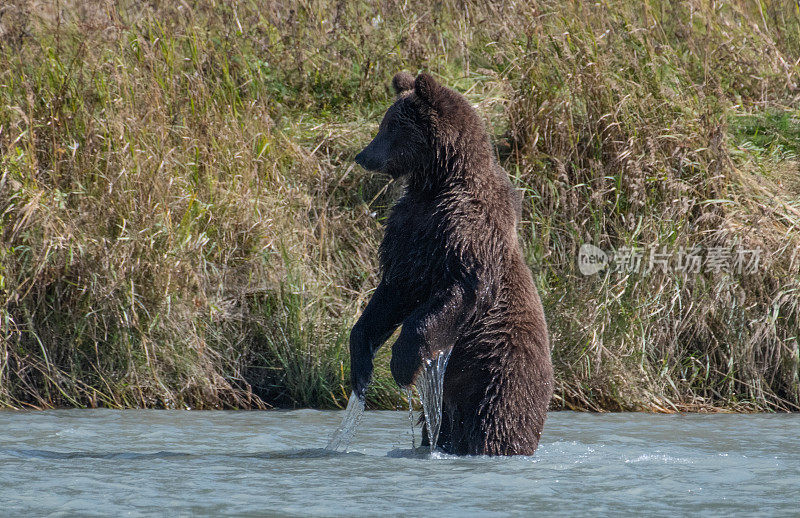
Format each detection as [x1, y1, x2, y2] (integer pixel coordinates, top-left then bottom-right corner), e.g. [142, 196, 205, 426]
[0, 410, 797, 516]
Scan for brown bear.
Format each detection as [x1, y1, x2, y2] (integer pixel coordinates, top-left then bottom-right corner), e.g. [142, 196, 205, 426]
[349, 72, 553, 456]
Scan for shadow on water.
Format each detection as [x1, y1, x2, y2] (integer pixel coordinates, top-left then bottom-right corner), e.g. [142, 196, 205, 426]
[1, 448, 361, 461]
[4, 447, 467, 461]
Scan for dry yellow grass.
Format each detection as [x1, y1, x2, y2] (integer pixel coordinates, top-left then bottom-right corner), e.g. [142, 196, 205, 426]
[1, 0, 798, 410]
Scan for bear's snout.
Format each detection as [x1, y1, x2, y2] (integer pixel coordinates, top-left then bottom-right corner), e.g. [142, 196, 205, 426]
[354, 147, 385, 172]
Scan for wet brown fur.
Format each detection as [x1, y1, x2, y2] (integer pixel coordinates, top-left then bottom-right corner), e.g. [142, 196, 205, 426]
[350, 72, 553, 455]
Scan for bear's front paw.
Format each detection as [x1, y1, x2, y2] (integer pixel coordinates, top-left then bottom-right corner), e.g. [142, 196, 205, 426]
[390, 338, 424, 388]
[350, 355, 373, 401]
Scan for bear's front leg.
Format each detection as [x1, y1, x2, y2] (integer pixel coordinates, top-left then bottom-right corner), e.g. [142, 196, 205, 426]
[349, 280, 411, 400]
[389, 323, 425, 388]
[390, 282, 477, 387]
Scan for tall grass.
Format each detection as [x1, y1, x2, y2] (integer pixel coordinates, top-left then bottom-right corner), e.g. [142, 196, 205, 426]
[0, 0, 798, 410]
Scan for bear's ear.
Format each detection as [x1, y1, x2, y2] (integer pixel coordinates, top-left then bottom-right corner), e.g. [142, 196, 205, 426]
[392, 72, 415, 95]
[414, 72, 441, 106]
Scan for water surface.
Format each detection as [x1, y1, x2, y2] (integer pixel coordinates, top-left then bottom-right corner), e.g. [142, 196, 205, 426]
[0, 410, 797, 516]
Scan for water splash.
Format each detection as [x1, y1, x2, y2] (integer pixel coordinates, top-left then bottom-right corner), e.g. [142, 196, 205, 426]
[325, 391, 365, 452]
[415, 346, 453, 453]
[403, 388, 416, 449]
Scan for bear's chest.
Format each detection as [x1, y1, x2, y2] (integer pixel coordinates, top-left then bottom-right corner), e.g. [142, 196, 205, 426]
[379, 196, 448, 286]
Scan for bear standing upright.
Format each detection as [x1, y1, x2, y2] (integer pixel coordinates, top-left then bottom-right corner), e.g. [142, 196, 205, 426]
[349, 72, 553, 456]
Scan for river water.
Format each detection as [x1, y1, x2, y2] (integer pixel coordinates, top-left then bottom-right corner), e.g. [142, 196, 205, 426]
[0, 409, 797, 516]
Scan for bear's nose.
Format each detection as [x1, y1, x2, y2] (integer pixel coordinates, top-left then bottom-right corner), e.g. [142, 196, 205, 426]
[354, 148, 383, 171]
[354, 150, 367, 167]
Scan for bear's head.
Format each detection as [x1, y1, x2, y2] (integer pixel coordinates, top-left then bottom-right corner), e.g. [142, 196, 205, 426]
[354, 72, 490, 186]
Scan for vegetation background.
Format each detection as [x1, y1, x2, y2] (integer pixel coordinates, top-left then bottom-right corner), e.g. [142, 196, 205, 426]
[1, 0, 798, 411]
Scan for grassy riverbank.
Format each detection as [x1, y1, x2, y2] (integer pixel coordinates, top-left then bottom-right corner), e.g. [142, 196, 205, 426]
[1, 0, 799, 411]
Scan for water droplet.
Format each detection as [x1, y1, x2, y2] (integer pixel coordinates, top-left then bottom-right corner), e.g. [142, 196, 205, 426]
[404, 387, 416, 449]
